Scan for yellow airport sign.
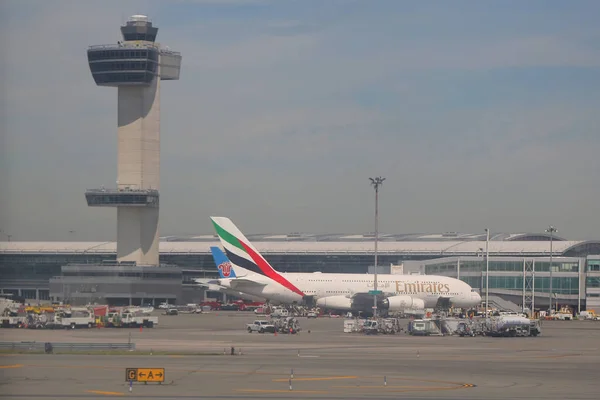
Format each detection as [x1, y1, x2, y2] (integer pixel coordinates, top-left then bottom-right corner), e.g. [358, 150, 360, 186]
[126, 368, 165, 383]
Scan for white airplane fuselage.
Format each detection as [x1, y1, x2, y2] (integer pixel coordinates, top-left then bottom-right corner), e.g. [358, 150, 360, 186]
[217, 272, 481, 311]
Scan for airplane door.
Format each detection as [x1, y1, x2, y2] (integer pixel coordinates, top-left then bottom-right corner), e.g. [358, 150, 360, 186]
[315, 279, 326, 298]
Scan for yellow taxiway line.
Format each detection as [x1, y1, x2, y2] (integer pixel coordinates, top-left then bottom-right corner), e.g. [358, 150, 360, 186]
[0, 364, 24, 369]
[333, 385, 457, 389]
[13, 362, 477, 395]
[272, 375, 358, 382]
[235, 389, 329, 394]
[85, 390, 124, 396]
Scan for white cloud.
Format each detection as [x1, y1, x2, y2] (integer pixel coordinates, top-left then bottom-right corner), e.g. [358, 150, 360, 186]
[182, 32, 317, 70]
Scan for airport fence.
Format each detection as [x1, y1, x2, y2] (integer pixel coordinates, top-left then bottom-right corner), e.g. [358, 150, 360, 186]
[0, 341, 136, 351]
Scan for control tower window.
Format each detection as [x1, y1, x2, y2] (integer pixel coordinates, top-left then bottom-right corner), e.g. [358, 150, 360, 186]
[122, 33, 157, 42]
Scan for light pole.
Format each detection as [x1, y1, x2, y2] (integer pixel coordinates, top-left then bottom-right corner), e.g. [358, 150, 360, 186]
[545, 225, 557, 313]
[477, 247, 484, 296]
[369, 176, 385, 318]
[484, 229, 489, 315]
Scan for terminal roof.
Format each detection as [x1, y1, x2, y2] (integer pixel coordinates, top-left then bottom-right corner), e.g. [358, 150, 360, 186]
[160, 231, 567, 242]
[2, 240, 599, 256]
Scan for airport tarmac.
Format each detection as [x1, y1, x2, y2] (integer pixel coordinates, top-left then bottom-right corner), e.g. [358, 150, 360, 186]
[1, 312, 599, 399]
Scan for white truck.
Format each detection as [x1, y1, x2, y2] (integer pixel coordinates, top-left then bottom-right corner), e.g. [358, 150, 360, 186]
[120, 311, 158, 328]
[53, 308, 95, 329]
[0, 316, 27, 328]
[246, 320, 276, 333]
[552, 312, 573, 321]
[270, 307, 289, 318]
[578, 311, 600, 320]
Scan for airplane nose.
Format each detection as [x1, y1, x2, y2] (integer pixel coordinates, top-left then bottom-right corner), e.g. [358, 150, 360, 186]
[472, 292, 482, 303]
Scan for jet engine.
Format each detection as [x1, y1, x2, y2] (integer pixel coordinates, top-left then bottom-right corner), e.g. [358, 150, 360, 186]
[315, 296, 352, 310]
[380, 296, 425, 312]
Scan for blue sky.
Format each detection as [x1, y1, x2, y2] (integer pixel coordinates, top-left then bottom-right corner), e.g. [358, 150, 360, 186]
[1, 0, 599, 241]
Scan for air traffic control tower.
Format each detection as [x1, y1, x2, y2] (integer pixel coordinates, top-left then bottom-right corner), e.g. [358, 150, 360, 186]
[85, 15, 182, 266]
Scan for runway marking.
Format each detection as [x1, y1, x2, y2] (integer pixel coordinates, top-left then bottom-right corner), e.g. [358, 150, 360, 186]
[27, 364, 118, 370]
[18, 364, 479, 385]
[0, 364, 24, 369]
[273, 375, 357, 382]
[18, 362, 479, 394]
[532, 353, 581, 359]
[331, 385, 460, 390]
[364, 376, 476, 386]
[85, 390, 124, 396]
[235, 389, 329, 394]
[332, 382, 475, 391]
[298, 355, 320, 358]
[22, 364, 334, 377]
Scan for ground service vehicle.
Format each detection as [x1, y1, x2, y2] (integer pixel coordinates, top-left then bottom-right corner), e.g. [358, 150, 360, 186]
[247, 320, 276, 333]
[120, 312, 158, 327]
[54, 308, 95, 329]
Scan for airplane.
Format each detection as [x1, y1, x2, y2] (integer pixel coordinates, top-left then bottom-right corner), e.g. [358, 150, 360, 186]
[209, 216, 482, 315]
[192, 246, 266, 303]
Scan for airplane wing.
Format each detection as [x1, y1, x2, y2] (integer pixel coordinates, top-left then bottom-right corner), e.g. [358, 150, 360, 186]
[194, 278, 266, 293]
[194, 278, 219, 285]
[193, 279, 226, 292]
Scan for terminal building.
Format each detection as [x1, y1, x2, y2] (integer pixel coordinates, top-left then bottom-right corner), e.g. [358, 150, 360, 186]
[1, 232, 599, 312]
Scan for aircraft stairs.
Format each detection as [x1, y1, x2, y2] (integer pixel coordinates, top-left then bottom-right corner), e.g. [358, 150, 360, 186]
[486, 296, 522, 313]
[288, 304, 309, 316]
[431, 318, 455, 336]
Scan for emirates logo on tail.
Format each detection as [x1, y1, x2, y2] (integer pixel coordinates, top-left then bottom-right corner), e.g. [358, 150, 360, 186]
[218, 262, 233, 277]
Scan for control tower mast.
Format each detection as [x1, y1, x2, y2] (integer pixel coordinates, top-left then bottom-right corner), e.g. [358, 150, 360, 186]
[85, 15, 182, 266]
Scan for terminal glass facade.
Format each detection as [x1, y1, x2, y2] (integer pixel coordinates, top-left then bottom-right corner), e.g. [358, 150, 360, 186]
[586, 277, 600, 288]
[426, 259, 580, 274]
[49, 264, 182, 306]
[0, 252, 412, 288]
[414, 256, 588, 311]
[585, 256, 600, 308]
[460, 276, 578, 294]
[1, 251, 598, 307]
[588, 257, 600, 272]
[0, 251, 428, 300]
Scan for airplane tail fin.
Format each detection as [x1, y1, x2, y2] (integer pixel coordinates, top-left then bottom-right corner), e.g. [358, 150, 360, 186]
[210, 217, 305, 297]
[210, 246, 238, 279]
